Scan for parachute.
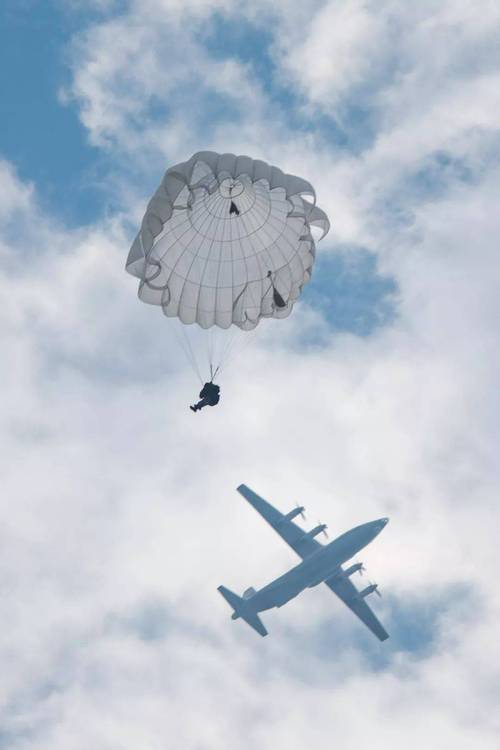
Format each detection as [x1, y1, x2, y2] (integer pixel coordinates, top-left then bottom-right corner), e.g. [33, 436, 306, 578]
[126, 151, 330, 378]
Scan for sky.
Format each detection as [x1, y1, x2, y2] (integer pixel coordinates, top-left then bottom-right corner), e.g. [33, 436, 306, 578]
[0, 0, 499, 748]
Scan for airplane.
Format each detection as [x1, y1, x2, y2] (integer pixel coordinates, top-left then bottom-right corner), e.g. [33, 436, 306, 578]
[218, 484, 389, 640]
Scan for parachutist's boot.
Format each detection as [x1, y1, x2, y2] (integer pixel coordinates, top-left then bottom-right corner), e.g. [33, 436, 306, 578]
[190, 405, 197, 412]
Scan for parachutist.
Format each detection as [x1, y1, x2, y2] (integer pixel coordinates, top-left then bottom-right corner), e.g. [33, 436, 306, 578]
[126, 151, 330, 374]
[190, 382, 221, 412]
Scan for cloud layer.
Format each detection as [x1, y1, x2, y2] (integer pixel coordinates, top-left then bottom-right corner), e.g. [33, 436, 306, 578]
[1, 1, 500, 748]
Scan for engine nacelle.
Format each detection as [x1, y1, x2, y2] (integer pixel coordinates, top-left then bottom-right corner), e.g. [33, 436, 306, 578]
[343, 562, 364, 578]
[303, 523, 327, 539]
[358, 583, 378, 599]
[243, 587, 256, 599]
[282, 506, 305, 523]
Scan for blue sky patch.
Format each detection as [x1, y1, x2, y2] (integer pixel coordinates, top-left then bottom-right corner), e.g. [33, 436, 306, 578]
[303, 246, 398, 336]
[201, 13, 360, 149]
[305, 581, 478, 676]
[0, 1, 111, 226]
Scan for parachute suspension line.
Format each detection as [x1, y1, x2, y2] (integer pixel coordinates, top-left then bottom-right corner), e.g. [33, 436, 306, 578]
[212, 324, 259, 380]
[209, 330, 216, 380]
[201, 327, 235, 383]
[206, 328, 220, 383]
[174, 325, 204, 385]
[205, 330, 213, 380]
[228, 326, 259, 371]
[207, 330, 224, 382]
[213, 327, 238, 377]
[185, 330, 204, 384]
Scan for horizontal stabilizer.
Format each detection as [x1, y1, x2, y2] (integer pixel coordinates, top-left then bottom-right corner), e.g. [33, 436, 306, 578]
[218, 585, 268, 637]
[218, 585, 241, 611]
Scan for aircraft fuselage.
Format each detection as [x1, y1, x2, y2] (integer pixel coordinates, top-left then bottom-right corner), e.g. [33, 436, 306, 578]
[249, 518, 388, 613]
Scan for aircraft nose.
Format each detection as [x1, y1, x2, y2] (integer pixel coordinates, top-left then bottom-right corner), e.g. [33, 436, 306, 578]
[378, 517, 389, 527]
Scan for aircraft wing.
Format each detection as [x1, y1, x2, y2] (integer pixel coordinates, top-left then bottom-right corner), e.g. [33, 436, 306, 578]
[324, 573, 389, 641]
[237, 484, 321, 560]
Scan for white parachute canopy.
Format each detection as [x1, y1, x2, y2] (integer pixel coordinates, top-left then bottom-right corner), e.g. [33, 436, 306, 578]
[126, 151, 330, 377]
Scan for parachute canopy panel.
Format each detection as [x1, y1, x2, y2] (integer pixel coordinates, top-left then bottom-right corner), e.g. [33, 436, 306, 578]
[126, 151, 330, 330]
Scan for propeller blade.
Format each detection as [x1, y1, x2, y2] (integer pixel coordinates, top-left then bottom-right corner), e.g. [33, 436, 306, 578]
[369, 580, 382, 597]
[296, 503, 306, 521]
[318, 521, 329, 539]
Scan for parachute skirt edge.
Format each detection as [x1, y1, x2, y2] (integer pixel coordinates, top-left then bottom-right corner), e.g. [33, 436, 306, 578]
[126, 151, 330, 332]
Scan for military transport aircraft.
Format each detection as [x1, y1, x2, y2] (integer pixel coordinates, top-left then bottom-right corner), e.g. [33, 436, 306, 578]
[218, 485, 389, 640]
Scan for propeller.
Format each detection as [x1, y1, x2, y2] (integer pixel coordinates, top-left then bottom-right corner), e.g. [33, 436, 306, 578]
[369, 581, 382, 598]
[296, 503, 306, 521]
[357, 561, 366, 576]
[318, 520, 329, 539]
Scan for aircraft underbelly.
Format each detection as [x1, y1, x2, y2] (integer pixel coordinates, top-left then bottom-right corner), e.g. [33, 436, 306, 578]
[253, 556, 340, 611]
[253, 568, 310, 611]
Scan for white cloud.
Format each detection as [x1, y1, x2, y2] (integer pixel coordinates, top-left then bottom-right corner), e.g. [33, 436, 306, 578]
[64, 2, 265, 153]
[2, 1, 500, 748]
[0, 161, 34, 222]
[275, 0, 390, 106]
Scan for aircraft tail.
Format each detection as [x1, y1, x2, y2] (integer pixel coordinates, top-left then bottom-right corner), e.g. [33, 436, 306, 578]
[217, 585, 268, 637]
